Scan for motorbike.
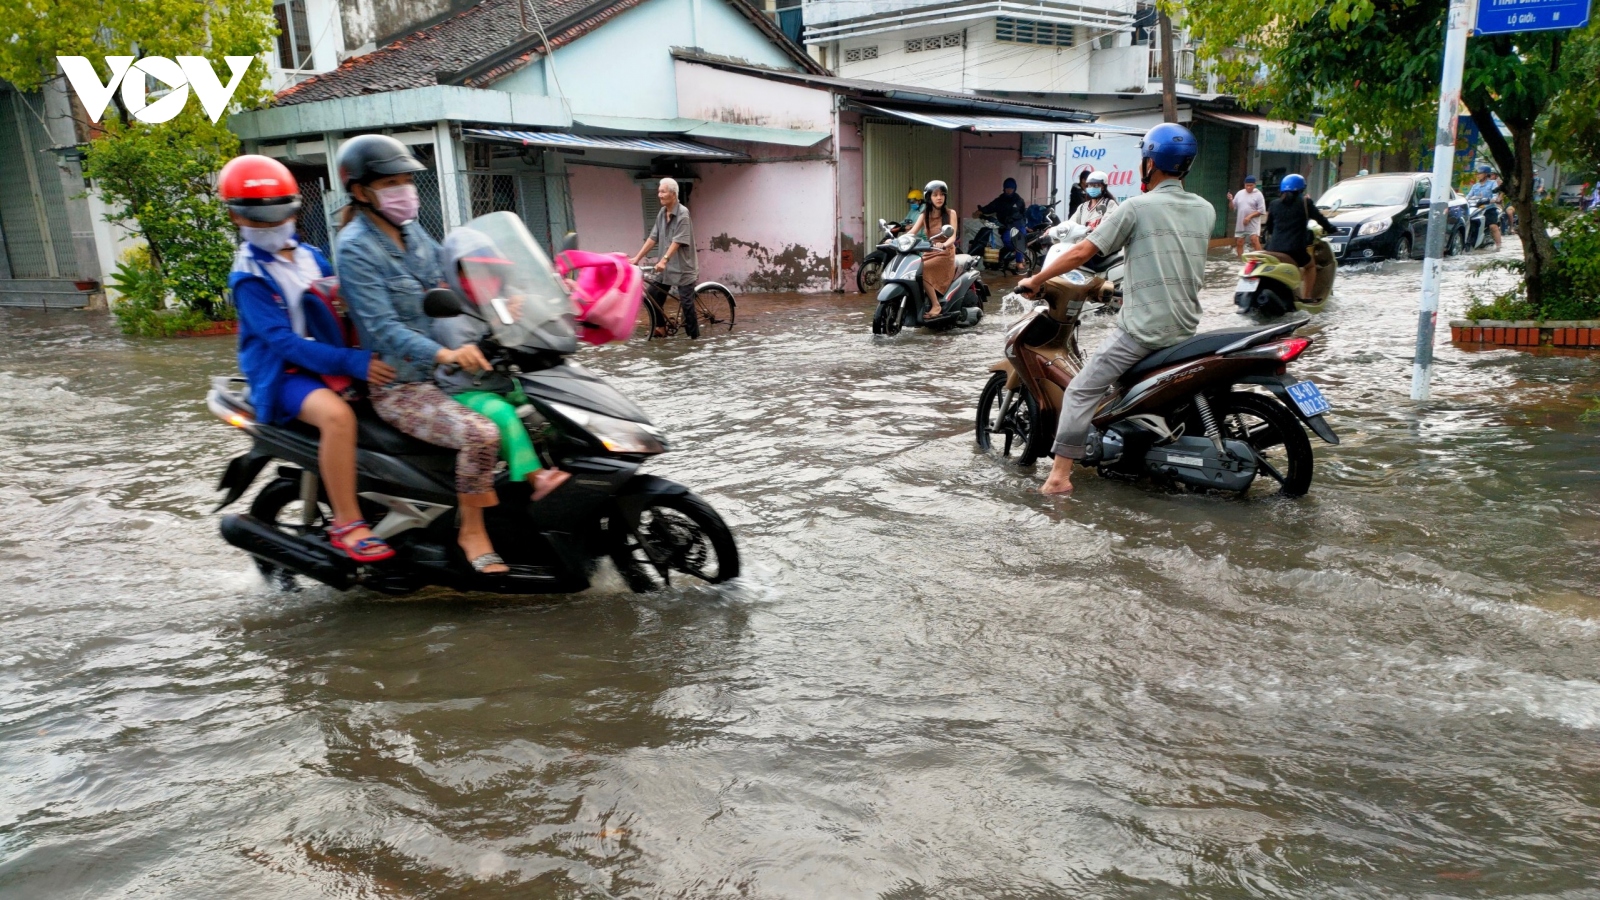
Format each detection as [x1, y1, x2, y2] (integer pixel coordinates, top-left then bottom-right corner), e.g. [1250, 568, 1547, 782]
[1029, 221, 1125, 314]
[1464, 197, 1495, 251]
[1234, 223, 1337, 317]
[871, 223, 991, 336]
[967, 213, 1026, 273]
[209, 211, 740, 596]
[975, 269, 1338, 497]
[857, 218, 908, 294]
[1019, 198, 1061, 274]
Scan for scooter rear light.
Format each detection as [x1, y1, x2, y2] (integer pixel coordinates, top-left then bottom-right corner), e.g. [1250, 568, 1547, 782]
[1230, 336, 1312, 362]
[1242, 260, 1257, 275]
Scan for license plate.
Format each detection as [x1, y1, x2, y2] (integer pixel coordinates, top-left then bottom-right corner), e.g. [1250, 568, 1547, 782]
[1287, 381, 1332, 417]
[1235, 278, 1259, 293]
[1330, 241, 1346, 256]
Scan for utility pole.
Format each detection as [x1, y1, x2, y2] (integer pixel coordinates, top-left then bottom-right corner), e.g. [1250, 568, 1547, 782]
[1158, 6, 1178, 123]
[1411, 0, 1474, 401]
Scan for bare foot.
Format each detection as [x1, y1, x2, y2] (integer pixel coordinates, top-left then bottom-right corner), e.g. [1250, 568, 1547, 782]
[459, 530, 508, 574]
[928, 304, 943, 317]
[529, 468, 571, 502]
[1040, 473, 1074, 495]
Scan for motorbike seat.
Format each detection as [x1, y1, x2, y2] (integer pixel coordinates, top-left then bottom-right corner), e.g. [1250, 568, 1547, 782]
[282, 404, 454, 457]
[1119, 326, 1267, 383]
[954, 253, 978, 272]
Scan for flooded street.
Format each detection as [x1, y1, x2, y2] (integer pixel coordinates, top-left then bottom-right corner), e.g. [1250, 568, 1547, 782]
[4, 244, 1600, 897]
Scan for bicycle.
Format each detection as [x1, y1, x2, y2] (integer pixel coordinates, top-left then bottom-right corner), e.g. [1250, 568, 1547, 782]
[637, 264, 738, 340]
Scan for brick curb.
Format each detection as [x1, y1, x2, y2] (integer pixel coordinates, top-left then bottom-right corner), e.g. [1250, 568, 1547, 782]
[1449, 319, 1600, 349]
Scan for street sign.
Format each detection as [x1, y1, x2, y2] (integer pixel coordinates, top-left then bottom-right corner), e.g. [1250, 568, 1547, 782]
[1476, 0, 1591, 35]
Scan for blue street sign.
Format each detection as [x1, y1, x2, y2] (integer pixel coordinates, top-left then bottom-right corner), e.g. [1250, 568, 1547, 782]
[1476, 0, 1591, 34]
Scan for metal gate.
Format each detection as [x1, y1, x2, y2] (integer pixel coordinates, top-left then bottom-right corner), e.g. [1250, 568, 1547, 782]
[459, 171, 553, 253]
[0, 88, 77, 278]
[863, 120, 954, 235]
[1187, 120, 1235, 239]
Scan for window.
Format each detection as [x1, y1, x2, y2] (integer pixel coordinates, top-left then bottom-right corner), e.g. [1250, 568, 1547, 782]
[996, 18, 1074, 47]
[843, 46, 879, 63]
[274, 0, 314, 71]
[905, 32, 962, 52]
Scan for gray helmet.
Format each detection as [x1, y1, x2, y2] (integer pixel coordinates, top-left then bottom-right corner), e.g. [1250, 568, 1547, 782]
[923, 179, 949, 197]
[337, 134, 426, 190]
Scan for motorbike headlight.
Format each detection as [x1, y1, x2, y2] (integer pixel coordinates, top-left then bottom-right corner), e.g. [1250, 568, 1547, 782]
[546, 401, 667, 454]
[894, 234, 918, 253]
[1357, 217, 1391, 236]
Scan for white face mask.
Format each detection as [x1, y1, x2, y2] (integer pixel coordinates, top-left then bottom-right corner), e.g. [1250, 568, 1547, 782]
[240, 221, 296, 253]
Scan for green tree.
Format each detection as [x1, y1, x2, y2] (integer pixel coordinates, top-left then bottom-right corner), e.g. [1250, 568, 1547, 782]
[0, 0, 274, 325]
[1181, 0, 1600, 309]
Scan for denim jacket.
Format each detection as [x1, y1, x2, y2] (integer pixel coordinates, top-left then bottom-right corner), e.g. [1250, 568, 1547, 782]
[335, 213, 447, 384]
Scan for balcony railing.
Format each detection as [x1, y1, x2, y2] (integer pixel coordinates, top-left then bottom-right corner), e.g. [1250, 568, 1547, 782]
[1147, 46, 1195, 83]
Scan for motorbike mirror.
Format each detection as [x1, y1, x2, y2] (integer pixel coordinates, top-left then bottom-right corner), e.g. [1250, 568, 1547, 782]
[939, 224, 955, 238]
[560, 231, 580, 252]
[423, 287, 465, 318]
[878, 218, 888, 227]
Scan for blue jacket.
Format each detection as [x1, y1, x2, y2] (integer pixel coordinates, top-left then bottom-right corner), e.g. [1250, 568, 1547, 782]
[231, 240, 371, 426]
[335, 214, 447, 384]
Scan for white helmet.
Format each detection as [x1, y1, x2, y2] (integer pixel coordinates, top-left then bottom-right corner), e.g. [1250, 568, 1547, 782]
[1086, 170, 1109, 186]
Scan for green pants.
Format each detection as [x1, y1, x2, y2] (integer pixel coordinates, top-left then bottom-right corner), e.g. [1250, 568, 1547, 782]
[453, 391, 543, 480]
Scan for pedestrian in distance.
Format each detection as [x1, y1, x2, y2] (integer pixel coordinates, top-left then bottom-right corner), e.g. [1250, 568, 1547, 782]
[1228, 175, 1267, 258]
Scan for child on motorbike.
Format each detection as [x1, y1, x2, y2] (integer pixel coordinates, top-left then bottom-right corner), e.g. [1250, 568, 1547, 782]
[223, 155, 397, 563]
[432, 228, 570, 502]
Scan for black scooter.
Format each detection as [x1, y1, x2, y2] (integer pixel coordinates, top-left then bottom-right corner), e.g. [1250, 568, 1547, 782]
[870, 224, 989, 336]
[210, 212, 739, 596]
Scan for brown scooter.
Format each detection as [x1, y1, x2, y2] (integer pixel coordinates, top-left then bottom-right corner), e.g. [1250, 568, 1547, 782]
[974, 271, 1339, 496]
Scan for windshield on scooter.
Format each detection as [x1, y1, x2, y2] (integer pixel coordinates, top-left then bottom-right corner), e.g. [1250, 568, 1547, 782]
[453, 210, 578, 356]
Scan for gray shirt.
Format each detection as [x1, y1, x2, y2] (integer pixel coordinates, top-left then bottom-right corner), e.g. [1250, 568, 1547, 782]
[649, 203, 698, 286]
[1088, 180, 1216, 349]
[432, 313, 514, 395]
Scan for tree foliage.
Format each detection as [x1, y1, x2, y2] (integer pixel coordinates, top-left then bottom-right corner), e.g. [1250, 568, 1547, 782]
[1181, 0, 1600, 310]
[0, 0, 274, 327]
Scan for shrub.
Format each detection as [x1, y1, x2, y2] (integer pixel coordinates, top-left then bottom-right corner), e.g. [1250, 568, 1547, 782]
[108, 245, 228, 337]
[1464, 205, 1600, 321]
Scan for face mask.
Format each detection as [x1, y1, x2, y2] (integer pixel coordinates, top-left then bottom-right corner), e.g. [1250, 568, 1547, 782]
[371, 183, 420, 226]
[1087, 187, 1103, 198]
[240, 221, 296, 253]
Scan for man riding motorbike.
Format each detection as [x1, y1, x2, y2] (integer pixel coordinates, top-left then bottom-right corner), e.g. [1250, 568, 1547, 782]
[901, 188, 924, 228]
[977, 177, 1028, 270]
[1068, 171, 1118, 229]
[1466, 164, 1503, 251]
[1015, 123, 1216, 496]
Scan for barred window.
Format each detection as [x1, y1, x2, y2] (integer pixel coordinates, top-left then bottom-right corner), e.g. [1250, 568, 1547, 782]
[995, 17, 1074, 47]
[843, 45, 879, 62]
[906, 32, 962, 52]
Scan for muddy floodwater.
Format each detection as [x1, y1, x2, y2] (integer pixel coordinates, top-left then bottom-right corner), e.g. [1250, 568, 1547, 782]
[3, 242, 1600, 898]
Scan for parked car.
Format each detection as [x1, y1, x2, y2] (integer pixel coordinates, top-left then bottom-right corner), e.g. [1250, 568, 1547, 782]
[1314, 173, 1468, 261]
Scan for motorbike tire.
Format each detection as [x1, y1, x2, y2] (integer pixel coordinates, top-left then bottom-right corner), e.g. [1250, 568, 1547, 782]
[609, 491, 740, 593]
[857, 258, 885, 294]
[975, 372, 1039, 461]
[247, 475, 329, 591]
[878, 295, 905, 336]
[1214, 391, 1314, 497]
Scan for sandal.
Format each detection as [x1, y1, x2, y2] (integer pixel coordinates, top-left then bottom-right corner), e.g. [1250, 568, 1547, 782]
[328, 520, 395, 563]
[470, 552, 507, 573]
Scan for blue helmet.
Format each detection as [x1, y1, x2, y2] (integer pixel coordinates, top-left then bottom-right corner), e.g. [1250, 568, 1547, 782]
[1003, 177, 1017, 190]
[1280, 173, 1307, 193]
[1477, 164, 1493, 175]
[1140, 123, 1199, 176]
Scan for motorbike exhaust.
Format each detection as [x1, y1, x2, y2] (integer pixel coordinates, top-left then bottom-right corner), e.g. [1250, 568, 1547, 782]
[220, 514, 357, 589]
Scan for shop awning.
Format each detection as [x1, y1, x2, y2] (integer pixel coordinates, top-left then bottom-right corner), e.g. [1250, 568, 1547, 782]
[573, 115, 830, 148]
[1198, 111, 1323, 154]
[463, 128, 747, 159]
[860, 104, 1141, 136]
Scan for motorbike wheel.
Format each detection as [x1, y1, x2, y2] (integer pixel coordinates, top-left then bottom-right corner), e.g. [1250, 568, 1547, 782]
[1215, 391, 1314, 497]
[857, 259, 885, 294]
[693, 285, 737, 333]
[975, 372, 1039, 460]
[247, 476, 331, 591]
[877, 296, 905, 336]
[609, 492, 740, 593]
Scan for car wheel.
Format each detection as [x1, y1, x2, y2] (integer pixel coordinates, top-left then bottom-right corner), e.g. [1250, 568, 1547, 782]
[1397, 233, 1414, 260]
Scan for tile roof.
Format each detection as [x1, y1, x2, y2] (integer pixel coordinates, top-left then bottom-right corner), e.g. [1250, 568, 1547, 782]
[274, 0, 600, 106]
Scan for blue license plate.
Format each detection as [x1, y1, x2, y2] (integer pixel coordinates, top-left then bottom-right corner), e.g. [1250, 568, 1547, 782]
[1287, 381, 1332, 417]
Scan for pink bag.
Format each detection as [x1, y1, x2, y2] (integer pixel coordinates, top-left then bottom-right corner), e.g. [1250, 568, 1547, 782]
[556, 249, 642, 345]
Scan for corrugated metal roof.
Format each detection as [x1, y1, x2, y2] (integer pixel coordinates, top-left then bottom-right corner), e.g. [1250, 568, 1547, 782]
[465, 128, 748, 158]
[859, 104, 1141, 135]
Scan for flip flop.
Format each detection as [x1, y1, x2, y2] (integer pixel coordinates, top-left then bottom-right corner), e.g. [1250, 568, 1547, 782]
[328, 520, 395, 563]
[530, 469, 571, 502]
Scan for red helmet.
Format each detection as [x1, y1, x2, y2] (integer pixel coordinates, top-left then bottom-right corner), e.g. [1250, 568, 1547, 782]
[218, 155, 301, 224]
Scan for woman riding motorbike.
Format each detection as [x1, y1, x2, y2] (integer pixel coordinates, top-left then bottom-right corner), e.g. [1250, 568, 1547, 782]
[1262, 173, 1335, 300]
[1068, 170, 1118, 229]
[908, 180, 958, 316]
[333, 134, 512, 576]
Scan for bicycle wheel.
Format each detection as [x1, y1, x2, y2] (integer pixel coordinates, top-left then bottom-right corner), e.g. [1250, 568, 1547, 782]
[693, 285, 736, 333]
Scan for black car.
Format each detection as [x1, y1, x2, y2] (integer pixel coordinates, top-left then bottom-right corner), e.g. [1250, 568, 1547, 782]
[1315, 173, 1468, 262]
